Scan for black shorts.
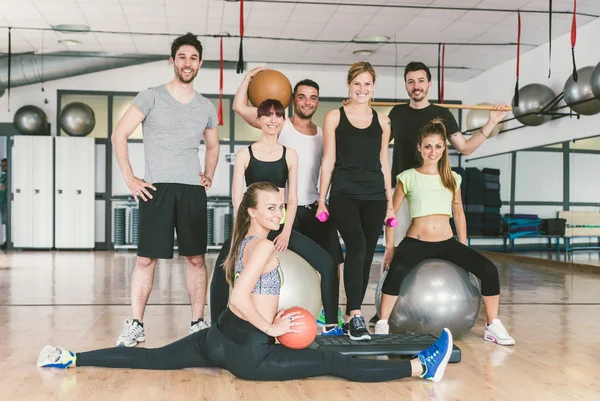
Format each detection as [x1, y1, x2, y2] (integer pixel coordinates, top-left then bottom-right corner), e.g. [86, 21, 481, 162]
[293, 202, 344, 265]
[137, 183, 207, 259]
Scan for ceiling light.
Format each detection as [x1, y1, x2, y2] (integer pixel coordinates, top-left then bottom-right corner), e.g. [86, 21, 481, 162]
[353, 49, 373, 56]
[58, 39, 81, 46]
[52, 24, 90, 33]
[353, 35, 389, 43]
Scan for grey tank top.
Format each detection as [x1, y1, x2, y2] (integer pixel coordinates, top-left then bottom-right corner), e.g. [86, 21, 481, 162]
[234, 235, 283, 295]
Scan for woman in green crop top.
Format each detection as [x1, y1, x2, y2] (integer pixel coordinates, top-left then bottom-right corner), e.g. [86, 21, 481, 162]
[376, 119, 515, 346]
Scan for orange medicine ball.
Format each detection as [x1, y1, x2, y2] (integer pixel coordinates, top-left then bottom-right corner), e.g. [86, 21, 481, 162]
[248, 70, 293, 108]
[277, 307, 317, 350]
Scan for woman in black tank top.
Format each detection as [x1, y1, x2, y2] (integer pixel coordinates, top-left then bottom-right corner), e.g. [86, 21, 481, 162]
[211, 99, 342, 335]
[317, 62, 395, 341]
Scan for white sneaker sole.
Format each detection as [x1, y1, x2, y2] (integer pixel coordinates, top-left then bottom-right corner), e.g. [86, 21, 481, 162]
[484, 330, 515, 346]
[349, 332, 371, 341]
[431, 328, 453, 383]
[116, 335, 145, 347]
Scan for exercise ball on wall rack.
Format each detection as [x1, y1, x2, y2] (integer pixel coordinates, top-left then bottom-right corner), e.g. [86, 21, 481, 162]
[59, 102, 96, 136]
[13, 105, 49, 135]
[512, 83, 556, 126]
[563, 66, 600, 116]
[591, 61, 600, 100]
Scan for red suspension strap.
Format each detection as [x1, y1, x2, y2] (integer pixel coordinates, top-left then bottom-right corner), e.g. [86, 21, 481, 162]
[218, 36, 224, 126]
[570, 0, 578, 81]
[441, 43, 445, 104]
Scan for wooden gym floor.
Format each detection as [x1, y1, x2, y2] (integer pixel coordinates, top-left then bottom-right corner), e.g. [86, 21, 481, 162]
[0, 249, 599, 401]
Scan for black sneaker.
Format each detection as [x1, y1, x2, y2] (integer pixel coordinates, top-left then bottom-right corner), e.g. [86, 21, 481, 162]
[342, 322, 349, 335]
[348, 315, 371, 341]
[369, 314, 379, 328]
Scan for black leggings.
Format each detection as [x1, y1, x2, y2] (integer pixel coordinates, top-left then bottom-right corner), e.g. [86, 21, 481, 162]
[382, 237, 500, 296]
[294, 203, 344, 266]
[77, 309, 412, 382]
[210, 227, 339, 326]
[329, 195, 387, 315]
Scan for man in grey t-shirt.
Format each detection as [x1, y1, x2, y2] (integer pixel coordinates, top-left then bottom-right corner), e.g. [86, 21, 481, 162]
[111, 33, 220, 347]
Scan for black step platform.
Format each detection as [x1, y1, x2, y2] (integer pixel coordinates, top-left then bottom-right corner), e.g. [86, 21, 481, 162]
[310, 334, 461, 363]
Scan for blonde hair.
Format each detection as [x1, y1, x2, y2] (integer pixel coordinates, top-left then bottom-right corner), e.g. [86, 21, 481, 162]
[417, 119, 456, 194]
[347, 61, 376, 84]
[223, 182, 280, 285]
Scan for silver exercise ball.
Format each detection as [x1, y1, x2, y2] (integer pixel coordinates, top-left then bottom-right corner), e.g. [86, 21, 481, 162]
[466, 103, 504, 137]
[59, 102, 96, 136]
[512, 83, 556, 126]
[591, 61, 600, 100]
[13, 105, 49, 135]
[276, 249, 322, 320]
[389, 259, 482, 339]
[563, 66, 600, 116]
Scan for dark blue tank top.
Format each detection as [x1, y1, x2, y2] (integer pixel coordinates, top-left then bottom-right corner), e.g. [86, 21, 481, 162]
[330, 107, 386, 200]
[244, 145, 288, 188]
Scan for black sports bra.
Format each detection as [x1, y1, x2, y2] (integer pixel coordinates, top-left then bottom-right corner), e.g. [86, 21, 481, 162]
[244, 145, 288, 188]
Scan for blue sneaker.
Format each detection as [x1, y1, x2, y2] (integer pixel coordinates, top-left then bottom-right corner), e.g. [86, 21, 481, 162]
[416, 328, 453, 382]
[37, 345, 77, 369]
[321, 325, 344, 336]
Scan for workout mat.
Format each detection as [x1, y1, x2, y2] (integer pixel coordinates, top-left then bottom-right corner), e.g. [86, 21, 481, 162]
[311, 333, 461, 363]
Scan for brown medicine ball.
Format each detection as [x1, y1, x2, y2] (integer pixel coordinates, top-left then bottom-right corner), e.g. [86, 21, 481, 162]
[248, 70, 292, 108]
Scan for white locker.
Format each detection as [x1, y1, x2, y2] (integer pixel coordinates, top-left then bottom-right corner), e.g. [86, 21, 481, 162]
[55, 137, 95, 249]
[11, 136, 53, 248]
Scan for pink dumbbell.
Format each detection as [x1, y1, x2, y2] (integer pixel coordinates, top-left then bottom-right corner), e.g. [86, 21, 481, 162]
[317, 211, 329, 222]
[385, 217, 398, 227]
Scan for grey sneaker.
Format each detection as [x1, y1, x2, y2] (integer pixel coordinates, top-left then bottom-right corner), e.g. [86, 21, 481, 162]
[116, 319, 145, 347]
[190, 319, 209, 334]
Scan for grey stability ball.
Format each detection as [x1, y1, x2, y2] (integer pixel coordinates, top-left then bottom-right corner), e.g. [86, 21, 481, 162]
[512, 83, 556, 126]
[388, 258, 482, 339]
[59, 102, 96, 136]
[563, 66, 600, 116]
[13, 105, 49, 135]
[591, 61, 600, 101]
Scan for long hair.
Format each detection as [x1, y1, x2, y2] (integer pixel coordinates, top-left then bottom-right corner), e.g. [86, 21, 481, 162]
[223, 182, 281, 285]
[416, 119, 456, 194]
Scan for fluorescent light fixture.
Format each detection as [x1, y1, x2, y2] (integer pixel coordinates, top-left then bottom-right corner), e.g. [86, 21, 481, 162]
[58, 39, 81, 45]
[353, 49, 373, 56]
[52, 24, 91, 33]
[353, 35, 389, 43]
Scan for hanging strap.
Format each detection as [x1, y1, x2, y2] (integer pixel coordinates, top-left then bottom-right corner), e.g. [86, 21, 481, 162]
[7, 27, 12, 112]
[513, 11, 521, 107]
[218, 37, 224, 126]
[236, 0, 245, 73]
[441, 44, 445, 104]
[437, 43, 441, 104]
[570, 0, 578, 81]
[548, 0, 552, 78]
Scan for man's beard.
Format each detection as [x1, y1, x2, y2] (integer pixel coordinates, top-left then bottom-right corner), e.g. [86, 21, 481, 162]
[410, 88, 427, 101]
[175, 68, 198, 83]
[294, 107, 316, 119]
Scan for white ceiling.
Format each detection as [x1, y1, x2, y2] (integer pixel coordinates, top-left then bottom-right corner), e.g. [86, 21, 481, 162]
[0, 0, 598, 82]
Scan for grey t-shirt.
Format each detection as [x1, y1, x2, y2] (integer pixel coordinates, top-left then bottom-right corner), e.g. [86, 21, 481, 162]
[132, 85, 218, 186]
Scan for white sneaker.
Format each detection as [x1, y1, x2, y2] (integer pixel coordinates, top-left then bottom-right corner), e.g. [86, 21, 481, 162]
[116, 319, 145, 347]
[484, 319, 515, 346]
[189, 319, 209, 334]
[374, 320, 389, 335]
